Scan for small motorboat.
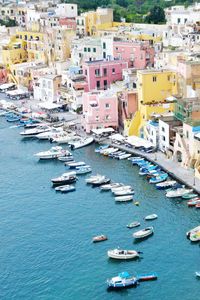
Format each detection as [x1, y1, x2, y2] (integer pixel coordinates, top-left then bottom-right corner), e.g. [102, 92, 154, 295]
[187, 198, 200, 207]
[133, 227, 154, 239]
[34, 146, 69, 160]
[156, 180, 177, 190]
[127, 222, 140, 229]
[6, 113, 20, 122]
[115, 195, 133, 202]
[51, 172, 77, 186]
[149, 173, 168, 184]
[107, 272, 138, 289]
[100, 183, 122, 191]
[55, 185, 71, 191]
[195, 272, 200, 278]
[36, 127, 63, 140]
[130, 157, 145, 165]
[95, 144, 109, 153]
[67, 161, 86, 169]
[92, 177, 110, 187]
[186, 226, 200, 241]
[20, 125, 51, 137]
[69, 137, 94, 150]
[113, 189, 134, 196]
[166, 188, 193, 198]
[118, 153, 132, 160]
[145, 214, 158, 221]
[59, 185, 76, 193]
[76, 166, 92, 175]
[58, 156, 74, 162]
[100, 147, 118, 155]
[85, 174, 104, 184]
[107, 249, 140, 260]
[182, 193, 198, 200]
[137, 273, 158, 282]
[111, 185, 132, 193]
[53, 133, 78, 144]
[92, 235, 108, 243]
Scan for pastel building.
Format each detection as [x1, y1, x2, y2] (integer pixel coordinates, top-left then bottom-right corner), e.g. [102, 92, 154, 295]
[83, 59, 128, 91]
[82, 91, 118, 133]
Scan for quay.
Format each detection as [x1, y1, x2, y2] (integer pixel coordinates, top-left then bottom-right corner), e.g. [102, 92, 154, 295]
[102, 139, 200, 195]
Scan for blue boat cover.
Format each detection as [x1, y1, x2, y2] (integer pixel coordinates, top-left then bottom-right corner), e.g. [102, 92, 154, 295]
[119, 272, 130, 279]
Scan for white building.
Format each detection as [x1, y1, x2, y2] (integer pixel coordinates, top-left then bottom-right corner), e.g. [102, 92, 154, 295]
[55, 3, 77, 18]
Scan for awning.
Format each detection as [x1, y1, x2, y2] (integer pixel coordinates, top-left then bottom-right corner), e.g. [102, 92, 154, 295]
[0, 83, 15, 90]
[126, 136, 154, 148]
[38, 102, 62, 110]
[92, 128, 115, 135]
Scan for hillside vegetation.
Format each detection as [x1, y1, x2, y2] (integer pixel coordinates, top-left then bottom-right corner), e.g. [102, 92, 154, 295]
[63, 0, 193, 23]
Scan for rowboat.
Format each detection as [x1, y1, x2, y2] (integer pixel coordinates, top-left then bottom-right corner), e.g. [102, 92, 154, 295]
[127, 221, 140, 229]
[137, 273, 158, 282]
[145, 214, 158, 221]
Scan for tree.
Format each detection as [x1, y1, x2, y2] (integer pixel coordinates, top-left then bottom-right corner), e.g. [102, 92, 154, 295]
[145, 5, 166, 24]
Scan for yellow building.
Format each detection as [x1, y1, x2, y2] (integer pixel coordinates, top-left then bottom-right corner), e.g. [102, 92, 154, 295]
[2, 39, 27, 68]
[128, 69, 178, 136]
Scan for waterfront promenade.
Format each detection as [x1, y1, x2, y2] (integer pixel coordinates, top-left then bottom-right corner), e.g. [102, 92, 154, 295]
[106, 141, 200, 194]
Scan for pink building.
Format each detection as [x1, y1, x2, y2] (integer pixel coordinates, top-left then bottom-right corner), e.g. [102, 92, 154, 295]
[59, 18, 77, 30]
[82, 60, 128, 92]
[113, 41, 155, 68]
[82, 91, 118, 133]
[118, 89, 138, 127]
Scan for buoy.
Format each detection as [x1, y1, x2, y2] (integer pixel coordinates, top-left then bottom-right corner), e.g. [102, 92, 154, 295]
[134, 201, 140, 206]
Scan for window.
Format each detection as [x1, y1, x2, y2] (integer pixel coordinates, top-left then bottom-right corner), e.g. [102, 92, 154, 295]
[88, 48, 91, 52]
[96, 80, 100, 89]
[186, 131, 189, 139]
[103, 52, 106, 59]
[177, 18, 181, 24]
[162, 127, 165, 132]
[85, 70, 87, 75]
[105, 103, 110, 108]
[71, 6, 74, 9]
[84, 47, 87, 52]
[103, 42, 106, 49]
[95, 69, 100, 77]
[104, 80, 107, 89]
[112, 68, 115, 74]
[95, 116, 99, 121]
[93, 48, 96, 53]
[168, 75, 171, 81]
[77, 19, 79, 25]
[82, 20, 84, 26]
[105, 115, 110, 120]
[103, 68, 107, 76]
[152, 76, 157, 82]
[162, 136, 166, 141]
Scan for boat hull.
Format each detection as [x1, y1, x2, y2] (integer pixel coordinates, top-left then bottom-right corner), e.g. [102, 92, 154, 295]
[52, 178, 76, 187]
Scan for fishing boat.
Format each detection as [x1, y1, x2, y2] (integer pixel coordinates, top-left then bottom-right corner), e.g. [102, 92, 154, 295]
[133, 227, 154, 239]
[166, 188, 193, 198]
[59, 185, 76, 193]
[107, 272, 138, 289]
[95, 144, 109, 153]
[100, 183, 122, 191]
[92, 235, 108, 243]
[107, 249, 140, 260]
[85, 174, 104, 184]
[76, 166, 92, 175]
[145, 214, 158, 221]
[186, 226, 200, 240]
[113, 189, 134, 196]
[115, 195, 133, 202]
[67, 161, 86, 169]
[149, 173, 168, 184]
[34, 146, 69, 160]
[51, 172, 77, 186]
[127, 221, 140, 229]
[182, 193, 198, 200]
[156, 180, 177, 190]
[137, 273, 158, 282]
[20, 125, 51, 138]
[69, 137, 94, 150]
[92, 177, 111, 187]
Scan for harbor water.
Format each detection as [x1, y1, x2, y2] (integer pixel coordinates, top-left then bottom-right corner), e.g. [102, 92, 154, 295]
[1, 118, 200, 300]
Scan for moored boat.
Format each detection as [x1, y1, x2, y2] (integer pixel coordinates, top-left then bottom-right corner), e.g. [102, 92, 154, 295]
[107, 249, 140, 260]
[76, 166, 92, 175]
[115, 195, 133, 202]
[107, 272, 138, 289]
[149, 173, 168, 184]
[100, 183, 122, 191]
[166, 188, 193, 198]
[20, 125, 51, 138]
[69, 137, 94, 150]
[57, 155, 74, 162]
[186, 226, 200, 241]
[145, 214, 158, 221]
[127, 221, 140, 229]
[92, 177, 110, 187]
[133, 227, 154, 239]
[137, 273, 158, 282]
[34, 146, 69, 160]
[182, 193, 198, 200]
[67, 161, 86, 169]
[51, 172, 77, 186]
[113, 189, 134, 196]
[95, 144, 109, 153]
[92, 235, 108, 243]
[85, 174, 104, 184]
[60, 185, 76, 193]
[187, 198, 200, 207]
[156, 180, 177, 190]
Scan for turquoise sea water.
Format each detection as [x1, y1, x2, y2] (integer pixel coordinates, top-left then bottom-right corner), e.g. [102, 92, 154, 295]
[1, 118, 200, 300]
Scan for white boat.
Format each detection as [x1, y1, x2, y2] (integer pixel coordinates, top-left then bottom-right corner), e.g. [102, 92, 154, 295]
[101, 148, 118, 155]
[69, 137, 94, 150]
[100, 183, 123, 191]
[36, 127, 63, 140]
[127, 221, 140, 229]
[145, 214, 158, 221]
[51, 172, 77, 186]
[133, 227, 154, 239]
[115, 195, 133, 202]
[113, 189, 134, 196]
[20, 125, 51, 137]
[118, 154, 132, 160]
[57, 155, 74, 162]
[186, 226, 200, 241]
[76, 166, 92, 175]
[85, 174, 104, 184]
[67, 161, 86, 169]
[34, 146, 69, 160]
[107, 249, 140, 260]
[166, 188, 193, 198]
[53, 133, 78, 144]
[111, 186, 132, 193]
[195, 272, 200, 278]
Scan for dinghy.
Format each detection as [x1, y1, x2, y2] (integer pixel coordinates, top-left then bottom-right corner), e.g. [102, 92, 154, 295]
[145, 214, 158, 221]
